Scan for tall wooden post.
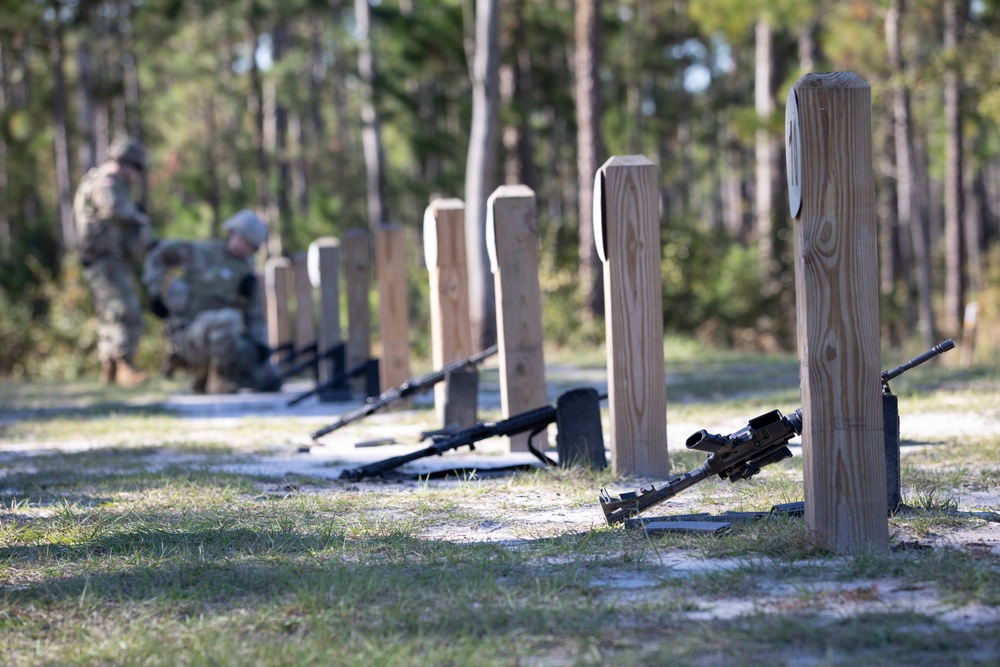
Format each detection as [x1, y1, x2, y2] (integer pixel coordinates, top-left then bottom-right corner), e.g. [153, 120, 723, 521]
[344, 229, 372, 392]
[424, 198, 474, 423]
[487, 185, 547, 452]
[291, 253, 316, 354]
[308, 237, 342, 385]
[786, 72, 887, 553]
[376, 224, 411, 392]
[265, 257, 292, 364]
[594, 155, 669, 477]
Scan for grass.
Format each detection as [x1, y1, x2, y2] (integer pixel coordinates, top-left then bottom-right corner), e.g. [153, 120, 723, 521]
[1, 346, 999, 666]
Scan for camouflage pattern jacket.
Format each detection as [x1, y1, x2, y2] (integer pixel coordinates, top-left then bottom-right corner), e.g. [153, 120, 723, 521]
[73, 162, 152, 264]
[142, 240, 267, 346]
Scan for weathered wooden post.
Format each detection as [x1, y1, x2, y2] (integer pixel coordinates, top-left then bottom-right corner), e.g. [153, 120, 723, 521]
[487, 185, 548, 452]
[786, 72, 887, 553]
[424, 199, 475, 424]
[593, 155, 669, 477]
[265, 257, 292, 364]
[307, 237, 343, 387]
[376, 224, 411, 393]
[291, 253, 316, 358]
[343, 229, 373, 393]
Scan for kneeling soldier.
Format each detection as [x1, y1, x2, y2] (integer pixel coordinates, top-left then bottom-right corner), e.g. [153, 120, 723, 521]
[142, 210, 282, 394]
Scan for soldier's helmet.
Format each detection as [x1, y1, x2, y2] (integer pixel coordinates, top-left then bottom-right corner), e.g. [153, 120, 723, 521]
[108, 137, 147, 172]
[223, 210, 268, 250]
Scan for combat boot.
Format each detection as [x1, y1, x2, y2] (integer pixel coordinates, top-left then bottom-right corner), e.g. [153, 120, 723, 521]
[100, 360, 117, 386]
[115, 359, 149, 388]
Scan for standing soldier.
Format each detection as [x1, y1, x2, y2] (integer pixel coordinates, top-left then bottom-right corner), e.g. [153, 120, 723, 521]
[73, 137, 154, 387]
[142, 210, 282, 394]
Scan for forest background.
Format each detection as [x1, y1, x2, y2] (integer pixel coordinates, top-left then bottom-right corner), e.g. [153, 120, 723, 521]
[1, 0, 1000, 380]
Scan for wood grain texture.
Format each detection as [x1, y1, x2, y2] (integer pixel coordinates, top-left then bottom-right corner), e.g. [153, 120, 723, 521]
[343, 229, 372, 393]
[789, 72, 887, 553]
[424, 198, 474, 423]
[291, 253, 316, 353]
[598, 155, 669, 477]
[265, 257, 293, 364]
[490, 185, 548, 452]
[308, 238, 342, 384]
[375, 225, 411, 393]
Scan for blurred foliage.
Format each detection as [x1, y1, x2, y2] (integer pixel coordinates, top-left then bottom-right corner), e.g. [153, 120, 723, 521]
[1, 0, 1000, 378]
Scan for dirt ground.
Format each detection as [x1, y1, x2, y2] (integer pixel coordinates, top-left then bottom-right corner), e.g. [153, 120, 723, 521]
[2, 374, 1000, 637]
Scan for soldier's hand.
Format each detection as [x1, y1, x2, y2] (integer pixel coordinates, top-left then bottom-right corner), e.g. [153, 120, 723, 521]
[238, 274, 258, 298]
[254, 340, 272, 362]
[150, 295, 170, 319]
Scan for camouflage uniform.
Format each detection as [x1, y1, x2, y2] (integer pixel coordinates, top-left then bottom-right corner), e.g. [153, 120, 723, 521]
[142, 231, 281, 394]
[73, 140, 154, 381]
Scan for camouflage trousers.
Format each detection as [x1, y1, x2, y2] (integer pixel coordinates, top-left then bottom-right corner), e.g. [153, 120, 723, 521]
[82, 257, 145, 363]
[174, 308, 280, 393]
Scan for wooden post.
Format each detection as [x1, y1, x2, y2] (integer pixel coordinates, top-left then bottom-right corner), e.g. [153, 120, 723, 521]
[487, 185, 548, 452]
[265, 257, 292, 365]
[593, 155, 669, 477]
[291, 253, 315, 355]
[376, 224, 411, 392]
[424, 198, 474, 424]
[786, 72, 887, 553]
[308, 237, 342, 385]
[344, 229, 372, 393]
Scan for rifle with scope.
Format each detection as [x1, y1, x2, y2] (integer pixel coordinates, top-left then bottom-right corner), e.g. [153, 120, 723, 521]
[599, 339, 955, 525]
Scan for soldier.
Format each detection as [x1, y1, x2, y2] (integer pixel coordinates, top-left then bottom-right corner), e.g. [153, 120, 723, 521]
[73, 137, 154, 387]
[142, 210, 282, 394]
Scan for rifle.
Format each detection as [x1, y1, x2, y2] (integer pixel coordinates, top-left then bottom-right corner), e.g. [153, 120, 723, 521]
[287, 357, 377, 407]
[339, 388, 607, 480]
[279, 342, 343, 383]
[599, 339, 955, 525]
[339, 404, 556, 481]
[310, 345, 498, 441]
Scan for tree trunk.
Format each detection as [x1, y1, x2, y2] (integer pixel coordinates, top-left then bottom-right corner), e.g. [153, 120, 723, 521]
[943, 0, 965, 335]
[50, 13, 75, 255]
[574, 0, 604, 320]
[205, 94, 222, 239]
[355, 0, 389, 233]
[887, 0, 931, 341]
[245, 13, 273, 254]
[464, 0, 500, 349]
[75, 43, 97, 173]
[272, 22, 293, 252]
[0, 40, 10, 263]
[754, 17, 776, 291]
[963, 129, 984, 295]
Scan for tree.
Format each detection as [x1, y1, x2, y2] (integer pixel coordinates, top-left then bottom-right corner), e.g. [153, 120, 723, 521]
[574, 0, 604, 321]
[464, 0, 500, 349]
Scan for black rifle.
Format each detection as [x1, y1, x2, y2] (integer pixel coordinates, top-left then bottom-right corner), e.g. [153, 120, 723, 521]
[599, 339, 955, 525]
[310, 345, 498, 441]
[339, 404, 556, 481]
[287, 357, 377, 407]
[279, 342, 344, 383]
[339, 388, 608, 480]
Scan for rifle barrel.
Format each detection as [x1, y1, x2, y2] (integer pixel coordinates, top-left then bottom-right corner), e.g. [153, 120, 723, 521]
[881, 338, 955, 383]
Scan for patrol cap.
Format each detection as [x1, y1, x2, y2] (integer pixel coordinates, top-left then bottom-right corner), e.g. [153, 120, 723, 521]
[109, 137, 147, 171]
[223, 209, 268, 250]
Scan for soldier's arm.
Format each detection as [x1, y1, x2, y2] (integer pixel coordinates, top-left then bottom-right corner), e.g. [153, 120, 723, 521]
[91, 177, 149, 226]
[142, 241, 195, 295]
